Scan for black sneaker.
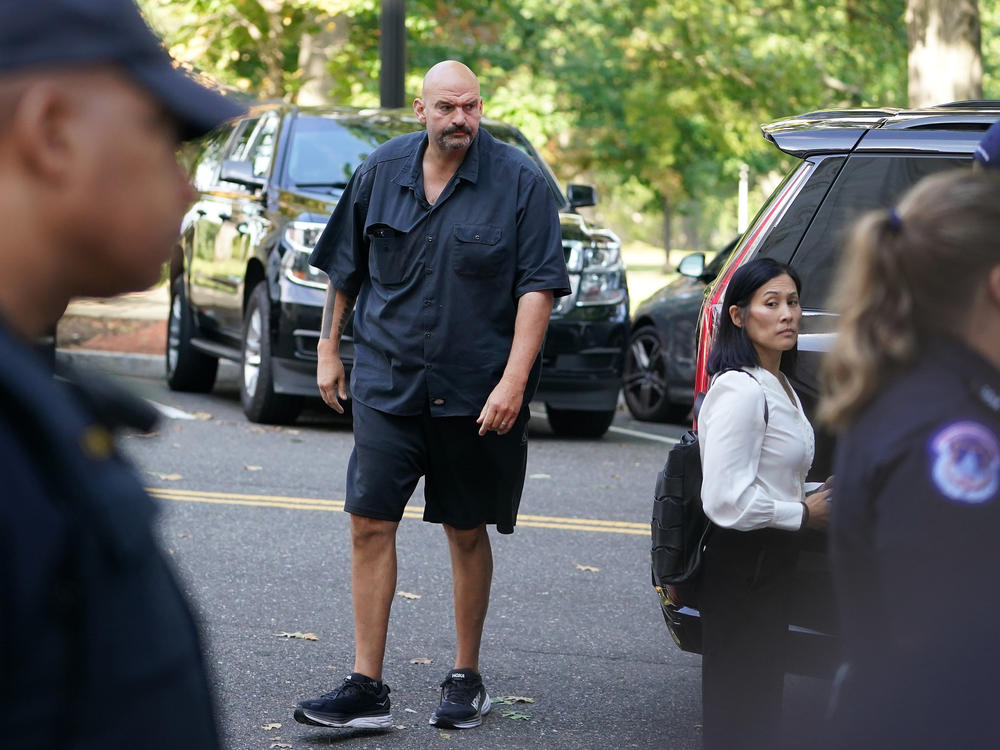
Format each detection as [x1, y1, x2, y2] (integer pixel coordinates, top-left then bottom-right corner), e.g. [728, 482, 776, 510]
[294, 673, 392, 730]
[428, 669, 491, 729]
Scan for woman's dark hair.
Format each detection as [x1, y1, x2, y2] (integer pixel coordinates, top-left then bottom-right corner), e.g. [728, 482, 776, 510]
[707, 257, 801, 376]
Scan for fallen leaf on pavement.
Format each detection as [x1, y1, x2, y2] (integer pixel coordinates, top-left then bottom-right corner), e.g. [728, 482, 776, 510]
[502, 710, 532, 720]
[494, 695, 535, 705]
[128, 431, 160, 439]
[397, 591, 421, 600]
[193, 411, 213, 420]
[409, 657, 432, 665]
[575, 564, 600, 572]
[273, 632, 319, 641]
[149, 472, 183, 481]
[261, 722, 281, 730]
[439, 732, 453, 739]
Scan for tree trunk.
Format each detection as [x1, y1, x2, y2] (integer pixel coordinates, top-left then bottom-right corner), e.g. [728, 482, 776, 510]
[906, 0, 982, 107]
[296, 15, 347, 106]
[662, 193, 673, 271]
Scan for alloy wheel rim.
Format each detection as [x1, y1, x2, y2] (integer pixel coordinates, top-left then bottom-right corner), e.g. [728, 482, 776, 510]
[167, 293, 182, 373]
[243, 307, 262, 397]
[624, 330, 668, 412]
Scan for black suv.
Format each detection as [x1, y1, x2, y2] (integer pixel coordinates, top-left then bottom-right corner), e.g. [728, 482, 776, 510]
[655, 102, 1000, 670]
[167, 105, 629, 436]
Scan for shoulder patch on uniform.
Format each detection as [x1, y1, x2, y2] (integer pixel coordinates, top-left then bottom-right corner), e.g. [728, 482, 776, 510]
[928, 421, 1000, 504]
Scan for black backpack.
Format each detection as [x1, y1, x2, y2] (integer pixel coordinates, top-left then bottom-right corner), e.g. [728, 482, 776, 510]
[650, 370, 767, 608]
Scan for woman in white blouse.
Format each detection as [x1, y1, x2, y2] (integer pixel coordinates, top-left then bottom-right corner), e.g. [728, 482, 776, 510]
[697, 258, 831, 750]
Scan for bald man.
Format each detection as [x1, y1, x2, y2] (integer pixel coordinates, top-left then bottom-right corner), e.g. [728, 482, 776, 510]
[295, 61, 570, 731]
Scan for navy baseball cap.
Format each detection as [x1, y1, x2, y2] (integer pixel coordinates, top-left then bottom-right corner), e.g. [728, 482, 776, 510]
[0, 0, 245, 140]
[974, 119, 1000, 170]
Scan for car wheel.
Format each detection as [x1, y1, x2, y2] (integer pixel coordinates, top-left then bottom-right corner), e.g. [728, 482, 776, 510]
[241, 283, 302, 425]
[545, 405, 615, 439]
[623, 324, 689, 423]
[166, 275, 218, 392]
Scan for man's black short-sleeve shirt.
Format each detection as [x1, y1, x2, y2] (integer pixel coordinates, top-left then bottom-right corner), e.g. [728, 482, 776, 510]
[309, 128, 571, 417]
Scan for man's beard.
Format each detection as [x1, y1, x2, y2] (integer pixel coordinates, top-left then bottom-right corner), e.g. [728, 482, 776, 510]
[437, 125, 473, 151]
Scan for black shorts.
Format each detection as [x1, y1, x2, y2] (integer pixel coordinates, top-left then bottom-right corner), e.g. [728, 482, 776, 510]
[345, 400, 529, 534]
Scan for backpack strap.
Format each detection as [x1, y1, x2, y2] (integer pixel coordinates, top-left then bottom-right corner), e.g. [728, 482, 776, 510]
[696, 367, 769, 425]
[734, 368, 769, 426]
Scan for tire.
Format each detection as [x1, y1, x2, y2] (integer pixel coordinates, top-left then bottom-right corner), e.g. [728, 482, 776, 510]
[545, 405, 616, 439]
[166, 275, 218, 392]
[240, 283, 302, 424]
[622, 324, 690, 423]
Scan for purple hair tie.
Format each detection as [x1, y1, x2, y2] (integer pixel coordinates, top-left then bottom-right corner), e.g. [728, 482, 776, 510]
[887, 208, 903, 232]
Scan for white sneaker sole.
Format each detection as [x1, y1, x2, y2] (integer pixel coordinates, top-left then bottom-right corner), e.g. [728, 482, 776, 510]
[299, 709, 393, 730]
[429, 694, 492, 729]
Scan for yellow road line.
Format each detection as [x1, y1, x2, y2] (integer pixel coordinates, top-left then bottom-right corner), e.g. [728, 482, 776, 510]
[148, 487, 648, 536]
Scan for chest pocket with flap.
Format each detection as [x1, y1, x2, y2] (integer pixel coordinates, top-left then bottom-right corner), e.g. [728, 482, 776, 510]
[368, 224, 408, 286]
[452, 224, 504, 278]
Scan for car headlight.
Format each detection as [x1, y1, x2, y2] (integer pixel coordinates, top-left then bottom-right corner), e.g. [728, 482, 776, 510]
[567, 236, 627, 307]
[282, 220, 329, 288]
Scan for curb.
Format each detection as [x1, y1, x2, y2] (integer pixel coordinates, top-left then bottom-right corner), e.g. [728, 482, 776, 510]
[57, 348, 165, 379]
[57, 348, 242, 384]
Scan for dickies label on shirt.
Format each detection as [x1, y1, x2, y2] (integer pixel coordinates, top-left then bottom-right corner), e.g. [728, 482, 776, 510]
[928, 420, 1000, 504]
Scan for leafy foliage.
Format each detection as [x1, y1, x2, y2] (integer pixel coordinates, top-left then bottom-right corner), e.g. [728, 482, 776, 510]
[141, 0, 989, 248]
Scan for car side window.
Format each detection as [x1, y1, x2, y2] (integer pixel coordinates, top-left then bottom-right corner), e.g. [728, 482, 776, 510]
[192, 124, 237, 191]
[791, 154, 968, 308]
[246, 114, 279, 179]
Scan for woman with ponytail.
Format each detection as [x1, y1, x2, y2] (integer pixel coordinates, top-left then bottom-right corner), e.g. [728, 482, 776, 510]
[820, 168, 1000, 748]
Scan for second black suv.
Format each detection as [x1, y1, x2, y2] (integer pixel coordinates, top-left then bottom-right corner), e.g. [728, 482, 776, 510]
[167, 105, 629, 436]
[655, 101, 1000, 670]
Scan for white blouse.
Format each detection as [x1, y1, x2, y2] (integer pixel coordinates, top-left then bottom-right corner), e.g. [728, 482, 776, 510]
[698, 366, 814, 531]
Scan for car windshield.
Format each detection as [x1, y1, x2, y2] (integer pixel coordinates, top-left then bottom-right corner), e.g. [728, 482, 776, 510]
[283, 114, 567, 207]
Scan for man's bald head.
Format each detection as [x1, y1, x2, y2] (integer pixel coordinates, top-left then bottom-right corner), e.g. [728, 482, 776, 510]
[421, 60, 480, 100]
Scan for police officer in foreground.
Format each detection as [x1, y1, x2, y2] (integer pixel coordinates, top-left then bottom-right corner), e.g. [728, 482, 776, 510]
[818, 166, 1000, 747]
[0, 2, 243, 747]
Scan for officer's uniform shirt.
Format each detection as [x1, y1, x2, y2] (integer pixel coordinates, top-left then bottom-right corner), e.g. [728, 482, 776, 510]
[309, 128, 571, 418]
[830, 337, 1000, 748]
[0, 322, 218, 749]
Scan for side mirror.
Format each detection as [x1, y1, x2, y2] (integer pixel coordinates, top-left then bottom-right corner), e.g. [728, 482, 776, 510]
[677, 253, 706, 278]
[567, 183, 597, 210]
[220, 159, 266, 190]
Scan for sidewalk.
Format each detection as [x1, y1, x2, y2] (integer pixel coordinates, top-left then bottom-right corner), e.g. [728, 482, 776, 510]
[57, 283, 170, 377]
[56, 245, 676, 376]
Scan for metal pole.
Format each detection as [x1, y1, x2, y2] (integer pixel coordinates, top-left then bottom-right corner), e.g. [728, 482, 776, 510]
[380, 0, 406, 109]
[738, 163, 749, 233]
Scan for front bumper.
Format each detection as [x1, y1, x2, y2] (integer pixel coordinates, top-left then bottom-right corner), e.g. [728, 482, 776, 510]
[535, 316, 628, 410]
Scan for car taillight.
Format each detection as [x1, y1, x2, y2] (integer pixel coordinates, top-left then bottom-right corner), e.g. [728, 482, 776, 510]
[691, 163, 814, 426]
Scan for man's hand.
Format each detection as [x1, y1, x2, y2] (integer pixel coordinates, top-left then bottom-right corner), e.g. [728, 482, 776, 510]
[316, 338, 347, 414]
[476, 376, 524, 436]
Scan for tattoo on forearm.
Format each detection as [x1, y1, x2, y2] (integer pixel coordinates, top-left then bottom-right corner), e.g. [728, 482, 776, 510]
[320, 288, 356, 341]
[335, 308, 350, 337]
[320, 286, 335, 339]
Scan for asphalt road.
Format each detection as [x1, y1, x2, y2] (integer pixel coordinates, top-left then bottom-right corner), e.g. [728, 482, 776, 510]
[111, 373, 829, 750]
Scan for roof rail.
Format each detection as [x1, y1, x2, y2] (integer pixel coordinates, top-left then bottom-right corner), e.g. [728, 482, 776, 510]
[934, 100, 1000, 109]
